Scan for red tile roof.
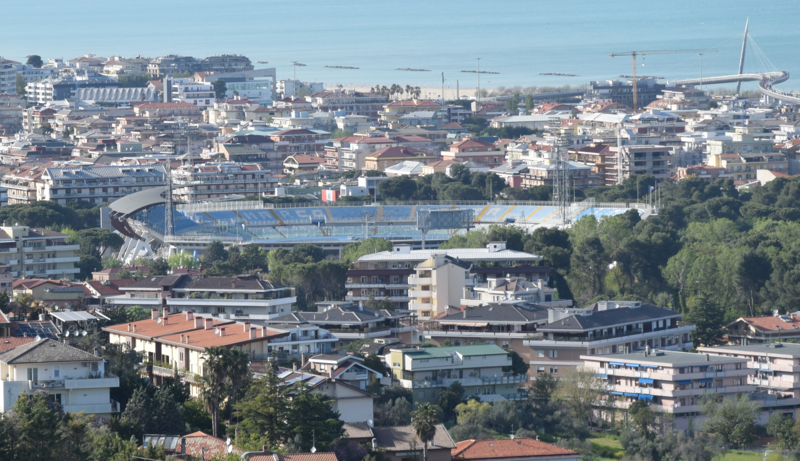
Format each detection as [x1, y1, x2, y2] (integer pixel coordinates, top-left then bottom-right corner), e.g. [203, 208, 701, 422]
[181, 431, 241, 458]
[103, 313, 228, 340]
[249, 453, 339, 461]
[450, 138, 494, 150]
[737, 316, 800, 332]
[157, 323, 287, 350]
[452, 438, 579, 461]
[136, 102, 197, 109]
[368, 146, 422, 159]
[0, 337, 36, 352]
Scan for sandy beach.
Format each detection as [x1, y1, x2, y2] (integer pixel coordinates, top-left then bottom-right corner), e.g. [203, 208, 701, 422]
[325, 84, 481, 100]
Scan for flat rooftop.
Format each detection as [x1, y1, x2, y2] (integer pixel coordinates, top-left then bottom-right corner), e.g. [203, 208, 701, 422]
[698, 342, 800, 357]
[582, 350, 748, 366]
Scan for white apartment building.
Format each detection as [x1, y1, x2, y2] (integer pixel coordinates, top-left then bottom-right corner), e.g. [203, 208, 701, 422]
[276, 80, 323, 98]
[2, 164, 166, 205]
[0, 226, 80, 280]
[171, 162, 277, 201]
[465, 275, 558, 305]
[172, 80, 215, 107]
[409, 254, 473, 319]
[583, 350, 754, 431]
[0, 57, 20, 94]
[0, 339, 120, 416]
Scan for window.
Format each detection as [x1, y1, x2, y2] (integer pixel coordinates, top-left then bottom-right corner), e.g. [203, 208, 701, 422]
[179, 352, 185, 362]
[537, 366, 545, 373]
[53, 366, 60, 379]
[418, 391, 425, 399]
[27, 368, 38, 382]
[734, 378, 743, 386]
[549, 350, 558, 358]
[550, 367, 559, 374]
[319, 364, 327, 371]
[735, 363, 742, 370]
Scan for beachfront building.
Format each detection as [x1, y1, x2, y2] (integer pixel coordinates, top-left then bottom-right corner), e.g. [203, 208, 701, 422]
[380, 99, 442, 123]
[387, 344, 528, 404]
[582, 350, 753, 430]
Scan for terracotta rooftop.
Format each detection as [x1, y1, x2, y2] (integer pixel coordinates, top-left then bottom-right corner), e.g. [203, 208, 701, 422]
[248, 453, 339, 461]
[452, 438, 579, 460]
[157, 322, 287, 350]
[103, 312, 229, 340]
[735, 315, 800, 332]
[181, 431, 241, 458]
[0, 337, 35, 352]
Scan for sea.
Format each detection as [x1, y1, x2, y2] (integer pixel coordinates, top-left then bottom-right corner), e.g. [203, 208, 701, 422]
[2, 0, 800, 92]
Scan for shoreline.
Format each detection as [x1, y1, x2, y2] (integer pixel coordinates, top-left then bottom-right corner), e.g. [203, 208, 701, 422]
[324, 85, 481, 100]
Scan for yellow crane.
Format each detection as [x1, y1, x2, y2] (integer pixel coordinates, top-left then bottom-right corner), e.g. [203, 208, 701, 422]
[610, 49, 717, 110]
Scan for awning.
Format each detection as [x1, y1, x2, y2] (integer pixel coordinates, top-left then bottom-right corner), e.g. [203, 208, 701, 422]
[638, 394, 654, 401]
[638, 378, 654, 384]
[610, 391, 623, 396]
[625, 363, 640, 368]
[641, 365, 659, 369]
[699, 378, 714, 383]
[677, 380, 692, 385]
[624, 393, 639, 397]
[609, 362, 626, 366]
[758, 369, 774, 373]
[597, 374, 608, 379]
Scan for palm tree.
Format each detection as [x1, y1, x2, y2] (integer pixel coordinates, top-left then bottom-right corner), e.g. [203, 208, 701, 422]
[225, 347, 251, 425]
[411, 403, 439, 461]
[199, 346, 228, 437]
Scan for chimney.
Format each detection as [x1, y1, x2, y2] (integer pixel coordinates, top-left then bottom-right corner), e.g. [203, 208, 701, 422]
[133, 324, 137, 333]
[180, 334, 184, 343]
[706, 354, 709, 361]
[204, 318, 213, 330]
[195, 318, 203, 328]
[162, 317, 169, 326]
[292, 362, 297, 371]
[185, 311, 194, 321]
[463, 310, 467, 319]
[243, 321, 251, 332]
[219, 328, 226, 337]
[185, 335, 190, 344]
[127, 323, 131, 332]
[151, 309, 158, 320]
[249, 328, 257, 340]
[261, 326, 268, 338]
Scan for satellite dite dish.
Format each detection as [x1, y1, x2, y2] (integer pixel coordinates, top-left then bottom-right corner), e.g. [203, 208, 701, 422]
[227, 445, 233, 454]
[157, 318, 162, 324]
[34, 335, 41, 342]
[65, 331, 70, 337]
[214, 328, 220, 334]
[226, 438, 231, 446]
[81, 331, 88, 337]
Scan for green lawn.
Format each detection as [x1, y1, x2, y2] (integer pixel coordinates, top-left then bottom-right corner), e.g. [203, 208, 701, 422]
[589, 434, 625, 460]
[717, 450, 764, 461]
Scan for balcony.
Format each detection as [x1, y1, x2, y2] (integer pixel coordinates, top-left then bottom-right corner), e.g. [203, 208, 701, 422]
[408, 290, 431, 298]
[167, 297, 295, 308]
[29, 374, 120, 391]
[62, 401, 119, 414]
[46, 268, 81, 275]
[399, 373, 528, 389]
[408, 276, 431, 285]
[46, 244, 80, 252]
[46, 257, 80, 264]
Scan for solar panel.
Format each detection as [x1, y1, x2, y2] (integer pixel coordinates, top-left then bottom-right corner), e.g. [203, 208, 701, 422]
[14, 322, 59, 339]
[50, 311, 98, 322]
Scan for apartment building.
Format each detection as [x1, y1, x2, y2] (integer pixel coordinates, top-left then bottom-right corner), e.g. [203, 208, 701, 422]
[2, 164, 166, 205]
[171, 162, 277, 201]
[277, 368, 376, 423]
[0, 57, 20, 94]
[440, 138, 503, 168]
[346, 243, 543, 310]
[607, 145, 674, 182]
[268, 301, 414, 348]
[170, 80, 215, 107]
[0, 339, 120, 416]
[467, 276, 558, 305]
[109, 274, 295, 319]
[709, 151, 787, 184]
[408, 255, 472, 319]
[269, 128, 330, 155]
[583, 350, 755, 431]
[524, 301, 695, 376]
[147, 55, 201, 77]
[365, 146, 437, 172]
[302, 354, 387, 390]
[380, 99, 442, 123]
[0, 94, 25, 134]
[0, 226, 79, 280]
[307, 90, 389, 121]
[324, 135, 438, 171]
[387, 344, 528, 404]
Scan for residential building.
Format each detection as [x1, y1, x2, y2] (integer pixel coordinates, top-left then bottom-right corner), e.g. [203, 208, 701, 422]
[364, 146, 437, 172]
[302, 354, 386, 388]
[370, 425, 456, 461]
[0, 226, 79, 280]
[524, 300, 695, 376]
[707, 124, 775, 160]
[109, 274, 295, 319]
[583, 350, 754, 431]
[380, 99, 442, 123]
[26, 76, 119, 105]
[698, 343, 800, 419]
[709, 151, 787, 184]
[725, 314, 800, 344]
[490, 114, 570, 131]
[2, 164, 166, 205]
[346, 243, 542, 310]
[467, 276, 558, 305]
[267, 302, 413, 348]
[673, 164, 731, 182]
[607, 145, 674, 182]
[147, 55, 201, 77]
[200, 54, 253, 73]
[170, 80, 215, 107]
[451, 438, 581, 461]
[0, 57, 20, 94]
[171, 162, 277, 201]
[307, 90, 389, 120]
[244, 451, 339, 461]
[0, 94, 25, 134]
[132, 102, 202, 118]
[269, 128, 330, 155]
[440, 138, 502, 167]
[518, 147, 599, 189]
[283, 153, 325, 174]
[13, 279, 84, 310]
[276, 80, 323, 98]
[277, 367, 377, 423]
[385, 160, 425, 177]
[408, 254, 472, 319]
[387, 344, 528, 404]
[0, 339, 120, 416]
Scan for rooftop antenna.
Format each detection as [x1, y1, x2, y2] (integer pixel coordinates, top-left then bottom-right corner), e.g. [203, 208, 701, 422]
[736, 18, 749, 94]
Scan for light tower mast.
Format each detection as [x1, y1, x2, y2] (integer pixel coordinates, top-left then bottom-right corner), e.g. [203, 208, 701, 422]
[551, 136, 571, 226]
[161, 142, 175, 239]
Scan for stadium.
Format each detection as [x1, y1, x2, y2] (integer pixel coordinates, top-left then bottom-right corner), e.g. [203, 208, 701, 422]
[107, 186, 655, 259]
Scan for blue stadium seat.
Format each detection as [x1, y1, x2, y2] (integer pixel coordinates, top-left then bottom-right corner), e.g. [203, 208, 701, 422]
[238, 210, 279, 225]
[382, 206, 414, 221]
[329, 207, 376, 221]
[206, 211, 243, 224]
[273, 207, 328, 223]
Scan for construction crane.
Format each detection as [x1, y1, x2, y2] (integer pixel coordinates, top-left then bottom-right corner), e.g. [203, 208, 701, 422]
[610, 49, 717, 110]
